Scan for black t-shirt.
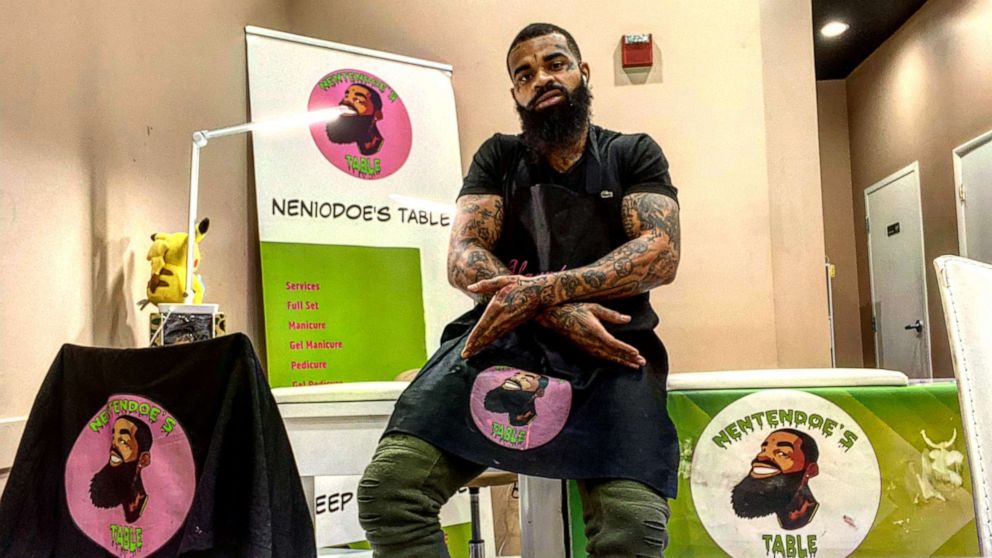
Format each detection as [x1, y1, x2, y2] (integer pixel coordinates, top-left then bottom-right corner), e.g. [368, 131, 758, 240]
[459, 126, 679, 202]
[446, 124, 679, 344]
[388, 127, 683, 498]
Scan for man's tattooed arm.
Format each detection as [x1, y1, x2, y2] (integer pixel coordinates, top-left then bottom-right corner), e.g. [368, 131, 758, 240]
[561, 192, 680, 300]
[447, 194, 645, 365]
[461, 192, 680, 358]
[447, 194, 510, 304]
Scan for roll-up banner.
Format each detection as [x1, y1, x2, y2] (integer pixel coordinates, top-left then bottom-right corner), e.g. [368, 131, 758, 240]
[246, 27, 470, 387]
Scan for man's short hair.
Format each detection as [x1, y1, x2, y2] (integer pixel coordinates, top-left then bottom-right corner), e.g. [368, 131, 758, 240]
[351, 84, 383, 112]
[778, 428, 819, 464]
[506, 23, 583, 74]
[120, 415, 153, 453]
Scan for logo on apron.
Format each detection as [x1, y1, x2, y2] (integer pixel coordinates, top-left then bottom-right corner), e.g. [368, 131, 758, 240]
[65, 394, 196, 556]
[470, 366, 572, 450]
[690, 390, 880, 558]
[308, 68, 412, 180]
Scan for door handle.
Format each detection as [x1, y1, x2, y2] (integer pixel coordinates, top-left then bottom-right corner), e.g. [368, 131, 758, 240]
[904, 320, 923, 333]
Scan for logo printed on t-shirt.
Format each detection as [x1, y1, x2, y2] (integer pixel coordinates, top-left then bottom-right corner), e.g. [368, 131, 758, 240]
[470, 366, 571, 450]
[65, 394, 195, 556]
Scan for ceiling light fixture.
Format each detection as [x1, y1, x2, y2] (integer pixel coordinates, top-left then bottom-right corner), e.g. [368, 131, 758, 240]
[821, 21, 850, 38]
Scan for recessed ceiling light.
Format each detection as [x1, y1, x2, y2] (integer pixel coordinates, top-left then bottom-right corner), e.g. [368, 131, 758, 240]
[821, 21, 850, 38]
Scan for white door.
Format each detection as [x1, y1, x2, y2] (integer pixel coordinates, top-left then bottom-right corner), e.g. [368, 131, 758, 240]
[865, 163, 932, 378]
[954, 129, 992, 264]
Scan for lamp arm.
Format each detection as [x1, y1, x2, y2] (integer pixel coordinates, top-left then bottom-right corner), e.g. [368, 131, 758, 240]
[202, 123, 255, 140]
[181, 105, 355, 303]
[184, 137, 203, 304]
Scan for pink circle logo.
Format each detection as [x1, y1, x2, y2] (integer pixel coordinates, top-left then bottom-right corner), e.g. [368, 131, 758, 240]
[309, 69, 412, 180]
[470, 366, 572, 450]
[65, 394, 195, 555]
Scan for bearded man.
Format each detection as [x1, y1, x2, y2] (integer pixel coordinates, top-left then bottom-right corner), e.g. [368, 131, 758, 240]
[326, 83, 385, 155]
[483, 371, 549, 426]
[732, 429, 821, 530]
[358, 23, 681, 557]
[89, 416, 153, 523]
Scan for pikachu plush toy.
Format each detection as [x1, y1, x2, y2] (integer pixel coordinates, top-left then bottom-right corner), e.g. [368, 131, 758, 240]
[143, 218, 209, 307]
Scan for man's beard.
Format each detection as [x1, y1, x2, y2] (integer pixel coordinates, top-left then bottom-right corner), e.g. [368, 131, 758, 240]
[515, 81, 592, 160]
[326, 112, 380, 150]
[731, 470, 805, 519]
[90, 460, 141, 509]
[484, 387, 538, 426]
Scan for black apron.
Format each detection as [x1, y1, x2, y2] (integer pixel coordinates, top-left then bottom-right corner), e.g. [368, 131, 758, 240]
[386, 130, 680, 497]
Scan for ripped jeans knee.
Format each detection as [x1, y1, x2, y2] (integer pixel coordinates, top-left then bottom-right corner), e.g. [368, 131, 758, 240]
[357, 434, 484, 557]
[580, 479, 671, 558]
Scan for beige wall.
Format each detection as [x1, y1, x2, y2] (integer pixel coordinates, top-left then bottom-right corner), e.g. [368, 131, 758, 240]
[816, 80, 864, 367]
[0, 1, 831, 458]
[288, 0, 829, 372]
[0, 1, 289, 437]
[847, 0, 992, 375]
[759, 0, 832, 368]
[0, 1, 95, 457]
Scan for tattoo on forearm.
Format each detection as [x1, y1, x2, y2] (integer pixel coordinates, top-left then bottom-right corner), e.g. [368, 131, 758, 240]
[612, 258, 634, 277]
[501, 277, 556, 310]
[582, 270, 606, 288]
[448, 195, 510, 302]
[450, 192, 678, 307]
[560, 274, 580, 298]
[551, 193, 680, 302]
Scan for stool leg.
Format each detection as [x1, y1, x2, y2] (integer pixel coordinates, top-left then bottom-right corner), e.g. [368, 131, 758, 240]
[469, 487, 485, 558]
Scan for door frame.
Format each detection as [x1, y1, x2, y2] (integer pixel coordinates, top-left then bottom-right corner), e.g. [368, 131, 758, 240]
[952, 128, 992, 258]
[863, 161, 933, 375]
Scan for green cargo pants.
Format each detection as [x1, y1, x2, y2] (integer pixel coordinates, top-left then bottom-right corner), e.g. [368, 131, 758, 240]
[358, 433, 671, 557]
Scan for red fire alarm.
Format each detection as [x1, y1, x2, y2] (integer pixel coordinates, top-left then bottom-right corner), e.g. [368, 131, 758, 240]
[622, 33, 653, 68]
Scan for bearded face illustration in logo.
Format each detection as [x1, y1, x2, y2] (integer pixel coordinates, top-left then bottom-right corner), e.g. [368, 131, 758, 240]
[89, 416, 153, 523]
[483, 371, 549, 427]
[325, 84, 385, 155]
[731, 428, 820, 530]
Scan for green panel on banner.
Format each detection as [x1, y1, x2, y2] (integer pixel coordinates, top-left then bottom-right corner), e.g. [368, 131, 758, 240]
[260, 241, 427, 387]
[569, 383, 979, 557]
